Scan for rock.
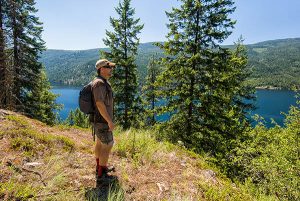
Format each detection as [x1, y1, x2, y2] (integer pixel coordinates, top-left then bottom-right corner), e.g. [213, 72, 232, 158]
[24, 162, 43, 168]
[201, 169, 218, 184]
[156, 182, 169, 192]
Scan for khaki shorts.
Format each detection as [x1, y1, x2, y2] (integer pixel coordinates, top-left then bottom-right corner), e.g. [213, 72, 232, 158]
[94, 123, 114, 144]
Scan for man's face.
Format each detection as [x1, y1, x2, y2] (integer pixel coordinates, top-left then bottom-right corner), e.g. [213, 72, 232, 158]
[100, 66, 114, 78]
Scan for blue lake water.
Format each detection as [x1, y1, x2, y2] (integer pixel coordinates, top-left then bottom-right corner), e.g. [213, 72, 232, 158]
[51, 86, 297, 127]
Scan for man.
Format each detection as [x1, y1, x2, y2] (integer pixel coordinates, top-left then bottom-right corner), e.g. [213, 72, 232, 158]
[92, 59, 116, 184]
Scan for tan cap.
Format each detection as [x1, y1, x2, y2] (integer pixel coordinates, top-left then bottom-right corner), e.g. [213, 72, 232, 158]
[95, 59, 116, 69]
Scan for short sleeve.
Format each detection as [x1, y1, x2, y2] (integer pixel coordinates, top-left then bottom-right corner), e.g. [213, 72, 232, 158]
[92, 80, 106, 102]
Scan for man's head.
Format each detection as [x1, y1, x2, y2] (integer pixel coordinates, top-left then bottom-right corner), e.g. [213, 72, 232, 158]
[95, 59, 116, 79]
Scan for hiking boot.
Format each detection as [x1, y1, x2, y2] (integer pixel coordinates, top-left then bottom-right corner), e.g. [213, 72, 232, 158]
[95, 166, 116, 179]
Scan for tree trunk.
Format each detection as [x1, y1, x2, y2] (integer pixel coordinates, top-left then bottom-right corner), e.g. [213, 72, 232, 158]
[0, 0, 6, 108]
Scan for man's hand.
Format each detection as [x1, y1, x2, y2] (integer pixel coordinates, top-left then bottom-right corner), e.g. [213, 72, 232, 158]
[108, 121, 115, 132]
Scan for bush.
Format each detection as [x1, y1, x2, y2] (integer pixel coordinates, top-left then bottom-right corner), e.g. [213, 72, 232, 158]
[226, 94, 300, 200]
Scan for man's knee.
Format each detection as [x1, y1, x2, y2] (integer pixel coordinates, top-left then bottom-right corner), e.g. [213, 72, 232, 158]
[102, 140, 114, 150]
[96, 139, 113, 149]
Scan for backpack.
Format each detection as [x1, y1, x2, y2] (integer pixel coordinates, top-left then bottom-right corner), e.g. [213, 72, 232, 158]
[79, 76, 108, 115]
[79, 81, 94, 114]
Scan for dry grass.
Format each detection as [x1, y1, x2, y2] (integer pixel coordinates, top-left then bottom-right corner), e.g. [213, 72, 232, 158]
[0, 109, 255, 200]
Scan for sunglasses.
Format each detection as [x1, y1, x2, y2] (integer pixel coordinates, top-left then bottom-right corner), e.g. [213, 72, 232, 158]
[102, 65, 114, 69]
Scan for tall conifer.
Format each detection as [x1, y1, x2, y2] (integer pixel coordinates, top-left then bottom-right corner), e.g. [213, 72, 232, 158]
[0, 0, 6, 107]
[0, 0, 60, 124]
[142, 55, 161, 126]
[102, 0, 144, 129]
[5, 0, 45, 110]
[156, 0, 255, 154]
[25, 69, 61, 125]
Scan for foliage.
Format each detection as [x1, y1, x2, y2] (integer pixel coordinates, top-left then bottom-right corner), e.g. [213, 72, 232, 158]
[142, 55, 161, 126]
[155, 0, 255, 156]
[0, 0, 6, 106]
[4, 115, 75, 154]
[224, 94, 300, 200]
[197, 179, 255, 201]
[102, 0, 144, 129]
[24, 69, 62, 125]
[113, 129, 166, 166]
[64, 108, 90, 128]
[2, 0, 45, 109]
[40, 48, 103, 86]
[0, 0, 61, 125]
[0, 181, 36, 200]
[245, 38, 300, 89]
[41, 38, 300, 89]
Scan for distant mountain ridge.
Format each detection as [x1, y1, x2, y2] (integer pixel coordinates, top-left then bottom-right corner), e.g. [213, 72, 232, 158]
[40, 38, 300, 88]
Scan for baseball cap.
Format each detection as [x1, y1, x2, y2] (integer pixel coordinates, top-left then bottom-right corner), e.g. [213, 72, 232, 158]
[95, 59, 116, 69]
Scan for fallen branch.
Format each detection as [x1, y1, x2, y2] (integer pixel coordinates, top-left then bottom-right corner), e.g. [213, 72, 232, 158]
[6, 161, 47, 186]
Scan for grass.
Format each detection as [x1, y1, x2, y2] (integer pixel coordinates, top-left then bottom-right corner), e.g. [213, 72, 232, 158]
[113, 128, 169, 166]
[2, 114, 75, 155]
[107, 183, 125, 201]
[4, 128, 75, 156]
[6, 115, 30, 127]
[197, 179, 254, 201]
[1, 113, 282, 200]
[0, 180, 37, 200]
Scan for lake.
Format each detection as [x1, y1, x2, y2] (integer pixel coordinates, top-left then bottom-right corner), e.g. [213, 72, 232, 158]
[51, 86, 297, 127]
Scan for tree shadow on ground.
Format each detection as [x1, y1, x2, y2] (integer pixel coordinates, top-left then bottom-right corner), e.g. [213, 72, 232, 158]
[85, 176, 125, 201]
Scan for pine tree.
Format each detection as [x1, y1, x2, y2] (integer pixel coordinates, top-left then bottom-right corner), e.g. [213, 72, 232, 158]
[142, 55, 161, 126]
[102, 0, 144, 129]
[65, 108, 89, 128]
[25, 69, 61, 125]
[66, 110, 75, 126]
[5, 0, 45, 110]
[0, 0, 60, 125]
[156, 0, 255, 154]
[0, 0, 6, 107]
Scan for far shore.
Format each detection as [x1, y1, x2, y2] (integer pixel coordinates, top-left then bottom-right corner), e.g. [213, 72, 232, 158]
[51, 84, 296, 91]
[255, 86, 282, 90]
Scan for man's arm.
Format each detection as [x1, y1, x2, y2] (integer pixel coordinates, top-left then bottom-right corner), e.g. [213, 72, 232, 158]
[95, 101, 115, 131]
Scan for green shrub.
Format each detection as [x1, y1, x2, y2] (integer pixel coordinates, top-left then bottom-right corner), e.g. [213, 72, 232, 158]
[114, 129, 167, 165]
[0, 181, 36, 200]
[226, 95, 300, 200]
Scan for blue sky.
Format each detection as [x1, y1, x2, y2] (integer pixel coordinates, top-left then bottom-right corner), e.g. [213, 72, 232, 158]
[36, 0, 300, 50]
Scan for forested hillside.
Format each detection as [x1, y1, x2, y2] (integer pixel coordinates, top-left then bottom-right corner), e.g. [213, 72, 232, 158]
[246, 38, 300, 88]
[40, 38, 300, 88]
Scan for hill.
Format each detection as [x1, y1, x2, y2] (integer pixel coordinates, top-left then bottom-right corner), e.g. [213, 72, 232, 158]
[40, 38, 300, 88]
[0, 109, 257, 200]
[246, 38, 300, 89]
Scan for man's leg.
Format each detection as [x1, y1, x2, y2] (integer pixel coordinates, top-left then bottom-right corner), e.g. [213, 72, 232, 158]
[95, 138, 113, 166]
[95, 138, 114, 177]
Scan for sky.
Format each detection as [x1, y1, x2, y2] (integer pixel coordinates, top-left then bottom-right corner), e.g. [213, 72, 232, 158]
[35, 0, 300, 50]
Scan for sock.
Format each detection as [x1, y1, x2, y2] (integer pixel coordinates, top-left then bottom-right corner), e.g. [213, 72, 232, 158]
[98, 166, 107, 177]
[96, 158, 99, 169]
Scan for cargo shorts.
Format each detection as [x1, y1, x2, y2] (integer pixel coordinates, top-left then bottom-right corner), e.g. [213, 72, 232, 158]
[94, 123, 114, 144]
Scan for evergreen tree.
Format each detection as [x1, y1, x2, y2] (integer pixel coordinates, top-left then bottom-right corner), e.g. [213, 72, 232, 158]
[102, 0, 144, 129]
[156, 0, 255, 154]
[5, 0, 45, 110]
[66, 110, 75, 126]
[65, 108, 89, 128]
[0, 0, 6, 107]
[25, 69, 61, 125]
[142, 55, 161, 126]
[0, 0, 60, 125]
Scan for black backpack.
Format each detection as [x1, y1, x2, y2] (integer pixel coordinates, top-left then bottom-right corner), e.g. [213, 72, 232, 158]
[79, 81, 95, 114]
[79, 76, 108, 115]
